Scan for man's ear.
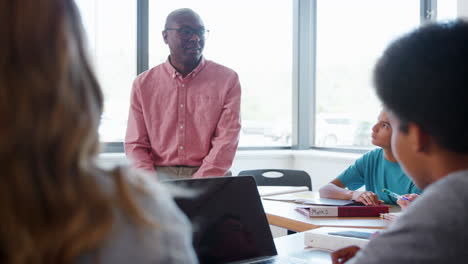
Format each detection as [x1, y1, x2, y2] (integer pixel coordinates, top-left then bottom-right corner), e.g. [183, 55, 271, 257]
[162, 30, 168, 44]
[407, 123, 431, 153]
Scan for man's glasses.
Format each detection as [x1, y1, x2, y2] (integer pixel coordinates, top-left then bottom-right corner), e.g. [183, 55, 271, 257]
[165, 27, 210, 40]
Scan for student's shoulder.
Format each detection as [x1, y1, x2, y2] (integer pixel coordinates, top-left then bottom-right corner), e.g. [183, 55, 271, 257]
[94, 166, 176, 215]
[122, 167, 172, 204]
[86, 168, 195, 264]
[427, 170, 468, 203]
[401, 170, 468, 224]
[357, 148, 383, 163]
[122, 168, 197, 214]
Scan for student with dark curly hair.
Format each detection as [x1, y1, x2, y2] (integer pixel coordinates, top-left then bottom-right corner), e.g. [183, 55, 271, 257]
[332, 20, 468, 264]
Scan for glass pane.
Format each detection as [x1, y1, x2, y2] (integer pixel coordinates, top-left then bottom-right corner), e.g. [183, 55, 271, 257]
[437, 0, 458, 21]
[75, 0, 136, 142]
[149, 0, 292, 147]
[315, 0, 420, 149]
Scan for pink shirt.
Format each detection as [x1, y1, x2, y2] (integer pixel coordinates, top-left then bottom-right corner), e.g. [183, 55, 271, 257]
[125, 58, 241, 178]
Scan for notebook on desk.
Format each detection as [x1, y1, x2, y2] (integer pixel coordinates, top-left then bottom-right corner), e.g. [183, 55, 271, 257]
[162, 176, 330, 264]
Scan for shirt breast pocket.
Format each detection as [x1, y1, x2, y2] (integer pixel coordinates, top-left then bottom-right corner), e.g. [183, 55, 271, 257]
[188, 95, 223, 124]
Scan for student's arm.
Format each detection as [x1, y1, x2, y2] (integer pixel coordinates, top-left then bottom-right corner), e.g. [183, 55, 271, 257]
[319, 178, 354, 200]
[319, 178, 382, 206]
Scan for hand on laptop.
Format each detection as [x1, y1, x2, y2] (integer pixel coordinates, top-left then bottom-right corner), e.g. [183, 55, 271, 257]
[351, 191, 383, 206]
[397, 193, 420, 210]
[331, 245, 361, 264]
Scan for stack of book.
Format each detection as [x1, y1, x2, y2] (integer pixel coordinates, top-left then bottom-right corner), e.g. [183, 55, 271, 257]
[304, 227, 381, 251]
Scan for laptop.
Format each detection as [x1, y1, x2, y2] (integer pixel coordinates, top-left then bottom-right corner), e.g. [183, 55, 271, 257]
[162, 176, 331, 264]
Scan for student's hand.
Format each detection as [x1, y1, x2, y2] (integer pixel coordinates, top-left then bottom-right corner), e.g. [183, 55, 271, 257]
[331, 246, 361, 264]
[351, 191, 383, 206]
[397, 193, 419, 210]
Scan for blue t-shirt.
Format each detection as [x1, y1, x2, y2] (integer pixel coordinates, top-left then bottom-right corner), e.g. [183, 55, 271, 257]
[337, 148, 421, 205]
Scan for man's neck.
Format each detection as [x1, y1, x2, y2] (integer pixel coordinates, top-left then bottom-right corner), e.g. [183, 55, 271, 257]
[382, 147, 398, 162]
[169, 56, 201, 77]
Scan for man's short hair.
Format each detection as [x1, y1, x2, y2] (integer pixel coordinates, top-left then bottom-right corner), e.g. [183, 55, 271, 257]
[374, 20, 468, 153]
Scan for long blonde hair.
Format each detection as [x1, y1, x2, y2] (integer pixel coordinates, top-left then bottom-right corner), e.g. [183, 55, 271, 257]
[0, 1, 149, 263]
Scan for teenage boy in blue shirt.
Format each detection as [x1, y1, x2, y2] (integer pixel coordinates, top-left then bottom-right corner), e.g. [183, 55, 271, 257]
[319, 110, 421, 205]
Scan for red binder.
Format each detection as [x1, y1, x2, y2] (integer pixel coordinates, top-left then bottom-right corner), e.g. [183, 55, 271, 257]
[295, 205, 389, 217]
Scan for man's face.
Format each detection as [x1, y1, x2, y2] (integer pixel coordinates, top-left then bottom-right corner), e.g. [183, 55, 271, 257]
[163, 13, 205, 66]
[371, 111, 392, 148]
[388, 112, 430, 189]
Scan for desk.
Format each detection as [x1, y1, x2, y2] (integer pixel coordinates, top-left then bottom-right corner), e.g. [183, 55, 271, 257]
[274, 232, 332, 263]
[263, 199, 395, 232]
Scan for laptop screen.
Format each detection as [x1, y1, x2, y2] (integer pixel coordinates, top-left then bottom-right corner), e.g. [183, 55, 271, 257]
[163, 176, 277, 264]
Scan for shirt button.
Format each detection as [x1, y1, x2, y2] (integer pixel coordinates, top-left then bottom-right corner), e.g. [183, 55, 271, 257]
[182, 84, 185, 87]
[180, 104, 184, 108]
[180, 125, 184, 129]
[179, 146, 184, 150]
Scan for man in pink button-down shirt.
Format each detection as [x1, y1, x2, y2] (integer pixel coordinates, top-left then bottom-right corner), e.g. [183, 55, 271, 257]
[125, 8, 241, 179]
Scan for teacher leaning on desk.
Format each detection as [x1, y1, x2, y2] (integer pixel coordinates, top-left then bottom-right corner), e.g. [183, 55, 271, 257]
[125, 8, 241, 180]
[332, 20, 468, 264]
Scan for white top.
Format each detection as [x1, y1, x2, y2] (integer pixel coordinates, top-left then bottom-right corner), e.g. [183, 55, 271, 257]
[77, 169, 197, 263]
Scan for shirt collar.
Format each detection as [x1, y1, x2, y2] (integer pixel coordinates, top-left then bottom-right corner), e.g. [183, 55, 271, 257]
[164, 56, 206, 79]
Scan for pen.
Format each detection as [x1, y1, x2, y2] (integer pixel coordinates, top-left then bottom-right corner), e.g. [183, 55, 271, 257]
[382, 188, 409, 201]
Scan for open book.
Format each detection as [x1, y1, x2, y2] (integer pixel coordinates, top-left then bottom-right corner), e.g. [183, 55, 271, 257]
[257, 186, 309, 197]
[262, 190, 362, 206]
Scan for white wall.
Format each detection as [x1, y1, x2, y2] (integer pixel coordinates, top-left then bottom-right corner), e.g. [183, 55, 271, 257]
[293, 150, 359, 190]
[98, 149, 360, 191]
[230, 150, 294, 175]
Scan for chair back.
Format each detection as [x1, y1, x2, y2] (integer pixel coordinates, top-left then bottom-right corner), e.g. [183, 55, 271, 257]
[238, 169, 312, 190]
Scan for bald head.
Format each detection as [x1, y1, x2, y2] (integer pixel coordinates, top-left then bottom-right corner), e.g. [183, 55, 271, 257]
[164, 8, 203, 29]
[162, 8, 206, 74]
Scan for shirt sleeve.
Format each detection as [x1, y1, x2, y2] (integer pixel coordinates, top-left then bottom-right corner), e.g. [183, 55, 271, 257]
[337, 153, 369, 190]
[193, 73, 241, 178]
[124, 78, 155, 172]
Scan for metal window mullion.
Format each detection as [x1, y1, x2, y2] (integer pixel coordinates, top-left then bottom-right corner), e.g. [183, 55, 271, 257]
[104, 0, 148, 153]
[137, 0, 149, 74]
[421, 0, 437, 23]
[292, 0, 316, 150]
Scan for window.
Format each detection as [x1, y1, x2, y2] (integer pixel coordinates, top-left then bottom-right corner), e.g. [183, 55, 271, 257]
[74, 0, 454, 152]
[148, 0, 293, 147]
[75, 0, 136, 143]
[437, 0, 458, 21]
[315, 0, 420, 149]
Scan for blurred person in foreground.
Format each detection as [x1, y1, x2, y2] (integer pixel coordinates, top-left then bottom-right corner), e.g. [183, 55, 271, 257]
[0, 1, 196, 263]
[332, 20, 468, 264]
